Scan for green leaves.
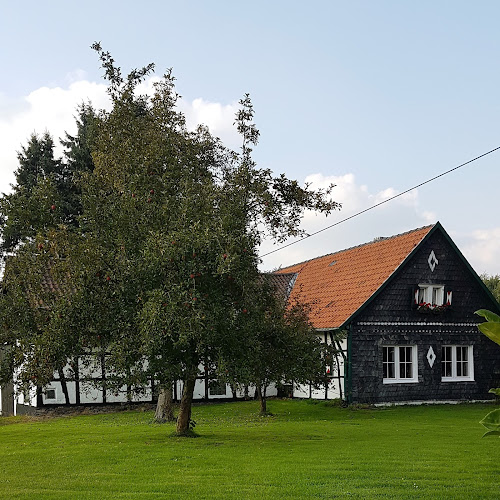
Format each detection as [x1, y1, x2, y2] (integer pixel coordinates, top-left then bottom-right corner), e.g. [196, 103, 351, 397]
[475, 309, 500, 323]
[475, 309, 500, 346]
[475, 309, 500, 439]
[480, 408, 500, 437]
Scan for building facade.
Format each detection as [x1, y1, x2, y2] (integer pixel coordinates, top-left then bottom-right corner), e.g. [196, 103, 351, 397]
[277, 223, 500, 404]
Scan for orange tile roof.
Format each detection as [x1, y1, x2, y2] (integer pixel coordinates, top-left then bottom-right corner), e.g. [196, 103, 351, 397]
[275, 225, 434, 329]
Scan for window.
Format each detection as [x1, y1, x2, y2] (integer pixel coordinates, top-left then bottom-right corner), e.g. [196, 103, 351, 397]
[441, 346, 474, 381]
[383, 346, 418, 383]
[45, 388, 56, 400]
[417, 284, 444, 307]
[209, 380, 227, 396]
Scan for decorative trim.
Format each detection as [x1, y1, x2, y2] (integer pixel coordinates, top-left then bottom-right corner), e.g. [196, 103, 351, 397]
[426, 346, 436, 368]
[428, 250, 438, 272]
[373, 399, 491, 408]
[357, 321, 477, 327]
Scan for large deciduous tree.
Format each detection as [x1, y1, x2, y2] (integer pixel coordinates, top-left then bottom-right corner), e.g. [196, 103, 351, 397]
[0, 44, 340, 435]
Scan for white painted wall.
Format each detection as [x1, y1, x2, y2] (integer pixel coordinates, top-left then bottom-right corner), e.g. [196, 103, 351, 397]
[293, 337, 347, 400]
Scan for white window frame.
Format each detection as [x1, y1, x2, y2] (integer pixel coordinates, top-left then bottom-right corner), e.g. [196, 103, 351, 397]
[441, 345, 474, 382]
[417, 284, 445, 307]
[383, 345, 418, 384]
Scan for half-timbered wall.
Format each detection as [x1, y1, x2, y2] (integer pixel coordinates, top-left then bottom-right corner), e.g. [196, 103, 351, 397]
[14, 357, 275, 412]
[293, 334, 347, 400]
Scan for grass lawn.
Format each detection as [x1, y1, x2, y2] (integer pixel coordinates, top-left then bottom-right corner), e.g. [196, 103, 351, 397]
[0, 400, 499, 499]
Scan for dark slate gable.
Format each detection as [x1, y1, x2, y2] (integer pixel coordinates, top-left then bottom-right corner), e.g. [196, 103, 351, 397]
[347, 224, 500, 403]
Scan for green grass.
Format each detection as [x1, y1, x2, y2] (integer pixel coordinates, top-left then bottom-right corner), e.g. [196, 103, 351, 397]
[1, 400, 499, 499]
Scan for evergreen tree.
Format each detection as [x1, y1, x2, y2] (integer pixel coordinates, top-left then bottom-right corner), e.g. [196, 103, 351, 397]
[0, 132, 62, 252]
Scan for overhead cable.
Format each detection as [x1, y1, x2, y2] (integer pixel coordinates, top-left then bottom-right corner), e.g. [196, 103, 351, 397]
[261, 145, 500, 258]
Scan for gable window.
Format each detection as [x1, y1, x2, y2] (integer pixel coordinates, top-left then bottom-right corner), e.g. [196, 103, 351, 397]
[441, 346, 474, 381]
[417, 284, 445, 307]
[383, 346, 418, 383]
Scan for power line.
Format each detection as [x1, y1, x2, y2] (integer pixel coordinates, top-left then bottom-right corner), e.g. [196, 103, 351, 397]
[261, 145, 500, 258]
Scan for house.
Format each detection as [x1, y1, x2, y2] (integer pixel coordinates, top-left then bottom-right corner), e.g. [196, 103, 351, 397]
[3, 222, 500, 414]
[275, 222, 500, 404]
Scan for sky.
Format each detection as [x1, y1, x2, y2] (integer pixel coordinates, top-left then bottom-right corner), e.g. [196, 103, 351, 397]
[1, 1, 499, 274]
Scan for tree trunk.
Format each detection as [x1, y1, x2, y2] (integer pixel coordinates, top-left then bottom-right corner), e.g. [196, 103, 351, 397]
[57, 368, 70, 405]
[256, 385, 267, 415]
[176, 374, 197, 435]
[231, 384, 238, 399]
[154, 385, 175, 423]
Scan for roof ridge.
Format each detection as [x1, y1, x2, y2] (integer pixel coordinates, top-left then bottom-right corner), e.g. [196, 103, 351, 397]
[274, 223, 436, 272]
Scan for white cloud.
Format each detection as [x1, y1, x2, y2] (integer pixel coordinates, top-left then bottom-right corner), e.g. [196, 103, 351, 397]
[259, 173, 500, 276]
[178, 97, 240, 148]
[259, 173, 434, 271]
[421, 211, 437, 224]
[0, 78, 110, 195]
[458, 227, 500, 276]
[0, 76, 241, 196]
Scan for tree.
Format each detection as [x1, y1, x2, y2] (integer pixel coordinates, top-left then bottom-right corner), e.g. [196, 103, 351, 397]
[0, 105, 97, 255]
[0, 105, 98, 405]
[220, 276, 333, 415]
[0, 44, 340, 436]
[481, 274, 500, 303]
[0, 132, 62, 252]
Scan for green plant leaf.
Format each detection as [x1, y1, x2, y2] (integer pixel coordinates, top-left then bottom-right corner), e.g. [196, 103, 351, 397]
[482, 430, 500, 438]
[475, 309, 500, 322]
[477, 322, 500, 346]
[488, 388, 500, 396]
[480, 408, 500, 431]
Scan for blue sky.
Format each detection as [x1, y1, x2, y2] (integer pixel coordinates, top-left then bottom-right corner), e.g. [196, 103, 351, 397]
[1, 1, 499, 273]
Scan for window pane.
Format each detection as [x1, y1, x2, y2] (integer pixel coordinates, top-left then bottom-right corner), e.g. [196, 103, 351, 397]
[442, 346, 452, 377]
[457, 347, 469, 377]
[399, 347, 412, 379]
[383, 347, 395, 379]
